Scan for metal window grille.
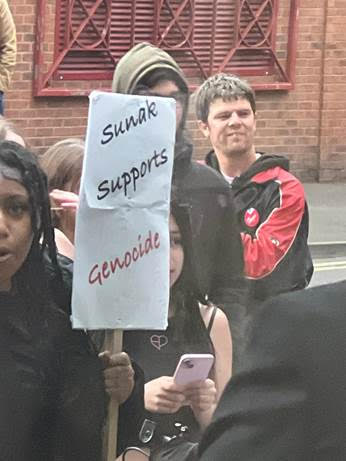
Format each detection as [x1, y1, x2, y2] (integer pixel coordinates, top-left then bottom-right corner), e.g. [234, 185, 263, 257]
[34, 0, 299, 96]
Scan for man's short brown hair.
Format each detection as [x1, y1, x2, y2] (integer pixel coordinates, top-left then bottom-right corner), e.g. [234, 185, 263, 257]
[195, 73, 256, 122]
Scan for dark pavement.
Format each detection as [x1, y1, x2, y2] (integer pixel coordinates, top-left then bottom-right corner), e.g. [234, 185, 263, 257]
[304, 183, 346, 287]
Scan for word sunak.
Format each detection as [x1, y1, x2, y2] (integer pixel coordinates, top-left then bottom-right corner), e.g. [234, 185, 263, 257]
[101, 99, 158, 144]
[97, 148, 168, 200]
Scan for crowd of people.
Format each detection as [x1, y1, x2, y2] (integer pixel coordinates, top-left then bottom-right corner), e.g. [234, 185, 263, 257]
[2, 31, 345, 461]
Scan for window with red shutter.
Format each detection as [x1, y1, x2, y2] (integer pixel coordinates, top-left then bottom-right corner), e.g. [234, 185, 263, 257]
[34, 0, 299, 96]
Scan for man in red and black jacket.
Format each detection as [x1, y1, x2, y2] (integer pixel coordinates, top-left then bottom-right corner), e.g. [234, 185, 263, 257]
[195, 74, 313, 302]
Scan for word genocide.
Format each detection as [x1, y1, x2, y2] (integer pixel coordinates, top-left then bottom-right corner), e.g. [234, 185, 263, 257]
[88, 230, 160, 286]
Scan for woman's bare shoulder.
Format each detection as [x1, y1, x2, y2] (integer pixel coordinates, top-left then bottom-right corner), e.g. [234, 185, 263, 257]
[199, 303, 228, 331]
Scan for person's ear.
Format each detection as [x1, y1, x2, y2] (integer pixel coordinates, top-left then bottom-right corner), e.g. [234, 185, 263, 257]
[198, 120, 209, 138]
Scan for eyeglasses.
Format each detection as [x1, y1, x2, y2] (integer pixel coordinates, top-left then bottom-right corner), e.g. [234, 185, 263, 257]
[134, 85, 186, 106]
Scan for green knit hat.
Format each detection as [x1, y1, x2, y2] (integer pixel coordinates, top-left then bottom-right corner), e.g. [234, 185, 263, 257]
[112, 42, 188, 95]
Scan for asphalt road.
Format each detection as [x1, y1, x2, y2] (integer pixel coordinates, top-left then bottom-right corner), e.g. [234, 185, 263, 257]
[304, 183, 346, 287]
[310, 257, 346, 287]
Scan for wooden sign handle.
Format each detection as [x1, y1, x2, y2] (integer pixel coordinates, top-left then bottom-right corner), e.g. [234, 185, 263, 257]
[103, 329, 123, 461]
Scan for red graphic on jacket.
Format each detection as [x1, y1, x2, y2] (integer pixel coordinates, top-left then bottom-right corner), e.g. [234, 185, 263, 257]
[244, 208, 260, 228]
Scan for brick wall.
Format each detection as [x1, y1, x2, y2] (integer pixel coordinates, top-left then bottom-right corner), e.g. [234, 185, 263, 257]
[190, 0, 326, 182]
[7, 0, 89, 150]
[319, 0, 346, 181]
[6, 0, 346, 181]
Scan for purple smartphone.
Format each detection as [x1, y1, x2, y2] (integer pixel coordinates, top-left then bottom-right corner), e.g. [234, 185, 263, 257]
[173, 353, 214, 385]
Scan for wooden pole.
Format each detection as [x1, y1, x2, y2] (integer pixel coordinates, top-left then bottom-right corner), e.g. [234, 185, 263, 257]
[103, 329, 123, 461]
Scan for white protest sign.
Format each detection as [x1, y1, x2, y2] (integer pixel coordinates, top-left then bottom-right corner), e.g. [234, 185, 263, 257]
[71, 91, 175, 330]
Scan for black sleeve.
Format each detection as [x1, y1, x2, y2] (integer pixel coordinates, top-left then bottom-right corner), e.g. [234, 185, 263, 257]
[209, 193, 249, 370]
[198, 295, 308, 461]
[43, 251, 74, 315]
[117, 361, 145, 455]
[52, 315, 107, 461]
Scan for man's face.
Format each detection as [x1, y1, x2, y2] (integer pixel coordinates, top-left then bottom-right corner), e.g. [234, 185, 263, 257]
[145, 80, 185, 131]
[199, 97, 256, 159]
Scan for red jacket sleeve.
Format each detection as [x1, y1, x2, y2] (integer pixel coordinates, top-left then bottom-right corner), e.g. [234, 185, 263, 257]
[242, 170, 306, 279]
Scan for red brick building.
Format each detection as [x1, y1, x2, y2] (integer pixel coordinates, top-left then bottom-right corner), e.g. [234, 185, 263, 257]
[6, 0, 346, 181]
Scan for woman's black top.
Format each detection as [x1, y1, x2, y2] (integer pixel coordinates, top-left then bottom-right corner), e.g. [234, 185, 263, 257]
[0, 290, 106, 461]
[124, 317, 214, 443]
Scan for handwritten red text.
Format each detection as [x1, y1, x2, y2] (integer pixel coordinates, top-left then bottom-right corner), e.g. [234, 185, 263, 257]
[88, 230, 160, 286]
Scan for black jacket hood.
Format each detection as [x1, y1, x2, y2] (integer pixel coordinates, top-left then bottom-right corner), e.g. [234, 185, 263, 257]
[205, 151, 290, 185]
[173, 138, 193, 174]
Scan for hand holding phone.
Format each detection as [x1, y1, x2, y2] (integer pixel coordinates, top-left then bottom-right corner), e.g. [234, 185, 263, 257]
[183, 378, 217, 414]
[144, 376, 186, 414]
[173, 353, 214, 386]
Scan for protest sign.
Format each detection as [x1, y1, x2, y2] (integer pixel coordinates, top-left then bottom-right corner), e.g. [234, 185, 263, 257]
[71, 90, 175, 330]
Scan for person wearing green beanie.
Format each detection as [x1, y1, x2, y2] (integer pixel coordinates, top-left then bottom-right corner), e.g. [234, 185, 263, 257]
[112, 42, 189, 144]
[112, 43, 248, 372]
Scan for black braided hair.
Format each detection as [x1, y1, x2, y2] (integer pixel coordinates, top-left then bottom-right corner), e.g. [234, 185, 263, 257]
[169, 199, 213, 352]
[0, 140, 64, 310]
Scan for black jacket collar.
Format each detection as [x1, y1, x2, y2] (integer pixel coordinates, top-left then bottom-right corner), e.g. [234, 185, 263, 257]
[205, 150, 290, 186]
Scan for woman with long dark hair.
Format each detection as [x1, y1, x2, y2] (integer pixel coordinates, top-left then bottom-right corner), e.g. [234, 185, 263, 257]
[40, 137, 145, 456]
[123, 199, 232, 444]
[0, 140, 106, 460]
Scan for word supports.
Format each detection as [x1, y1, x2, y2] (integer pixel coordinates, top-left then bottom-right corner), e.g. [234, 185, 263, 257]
[97, 147, 168, 200]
